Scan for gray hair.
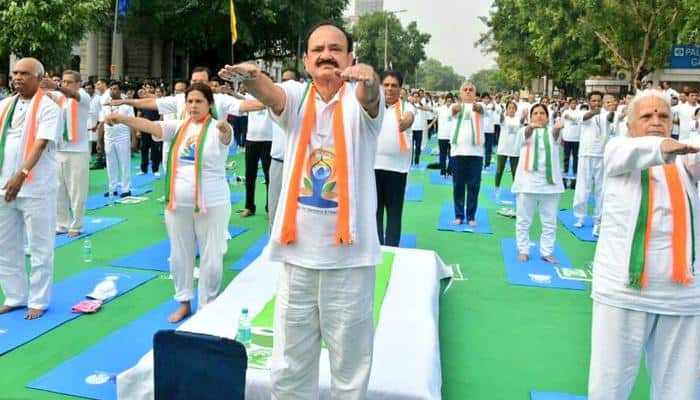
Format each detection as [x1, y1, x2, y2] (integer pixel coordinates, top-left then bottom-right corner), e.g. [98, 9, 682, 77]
[62, 70, 81, 82]
[461, 82, 477, 91]
[17, 57, 45, 77]
[627, 90, 671, 124]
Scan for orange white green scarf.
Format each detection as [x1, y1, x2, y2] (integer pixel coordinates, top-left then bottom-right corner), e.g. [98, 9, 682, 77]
[629, 164, 695, 288]
[165, 115, 213, 213]
[0, 89, 46, 182]
[451, 103, 481, 146]
[56, 94, 79, 143]
[393, 100, 409, 152]
[522, 127, 555, 184]
[280, 82, 352, 246]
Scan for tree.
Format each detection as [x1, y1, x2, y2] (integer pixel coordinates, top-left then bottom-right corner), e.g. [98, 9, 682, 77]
[469, 68, 517, 93]
[414, 58, 464, 91]
[0, 0, 112, 69]
[352, 12, 431, 79]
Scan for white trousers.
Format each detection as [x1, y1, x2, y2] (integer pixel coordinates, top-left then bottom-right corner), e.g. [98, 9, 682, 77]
[105, 138, 131, 193]
[56, 151, 90, 233]
[164, 203, 231, 308]
[0, 195, 56, 309]
[516, 193, 559, 257]
[271, 264, 375, 400]
[268, 159, 283, 227]
[573, 156, 603, 222]
[588, 301, 700, 400]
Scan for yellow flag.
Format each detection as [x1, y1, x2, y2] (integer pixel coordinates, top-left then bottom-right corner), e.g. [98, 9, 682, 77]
[229, 0, 238, 44]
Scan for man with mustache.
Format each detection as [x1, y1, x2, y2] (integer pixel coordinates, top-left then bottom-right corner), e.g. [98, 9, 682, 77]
[0, 57, 61, 320]
[220, 21, 384, 399]
[588, 89, 700, 399]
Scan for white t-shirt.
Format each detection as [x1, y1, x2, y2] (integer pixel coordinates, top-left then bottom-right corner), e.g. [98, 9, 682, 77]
[579, 110, 608, 157]
[517, 101, 532, 123]
[100, 104, 134, 141]
[450, 102, 485, 157]
[156, 93, 241, 122]
[561, 108, 581, 142]
[56, 90, 91, 153]
[678, 102, 699, 140]
[496, 116, 523, 157]
[482, 102, 497, 133]
[436, 105, 453, 140]
[269, 81, 385, 269]
[88, 92, 101, 130]
[244, 94, 273, 142]
[375, 100, 414, 173]
[410, 103, 426, 131]
[158, 119, 231, 208]
[492, 103, 503, 126]
[0, 94, 60, 198]
[511, 128, 564, 194]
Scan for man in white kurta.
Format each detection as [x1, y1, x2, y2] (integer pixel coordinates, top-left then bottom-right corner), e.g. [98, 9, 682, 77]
[588, 90, 700, 400]
[99, 82, 135, 197]
[44, 70, 91, 236]
[0, 58, 60, 320]
[220, 22, 384, 399]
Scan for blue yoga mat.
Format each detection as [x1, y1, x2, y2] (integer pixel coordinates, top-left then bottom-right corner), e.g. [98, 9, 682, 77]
[55, 217, 126, 248]
[27, 297, 196, 400]
[558, 210, 597, 242]
[484, 186, 516, 206]
[130, 173, 158, 189]
[228, 145, 237, 156]
[0, 268, 155, 355]
[231, 192, 244, 204]
[111, 226, 248, 272]
[530, 391, 587, 400]
[481, 165, 495, 176]
[437, 203, 493, 234]
[228, 234, 269, 271]
[500, 239, 586, 290]
[411, 162, 428, 171]
[429, 172, 452, 185]
[404, 183, 424, 202]
[85, 187, 153, 211]
[399, 233, 417, 248]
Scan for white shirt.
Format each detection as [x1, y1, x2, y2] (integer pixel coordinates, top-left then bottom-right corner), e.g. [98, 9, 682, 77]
[158, 119, 231, 208]
[562, 108, 581, 142]
[156, 93, 241, 122]
[579, 110, 609, 157]
[482, 102, 497, 133]
[88, 92, 101, 130]
[0, 93, 60, 198]
[497, 116, 523, 157]
[511, 128, 565, 194]
[593, 135, 700, 315]
[492, 102, 503, 126]
[436, 105, 453, 140]
[410, 103, 427, 131]
[678, 102, 699, 140]
[244, 94, 273, 142]
[375, 100, 414, 173]
[100, 104, 134, 141]
[269, 81, 385, 269]
[517, 101, 532, 123]
[56, 90, 91, 153]
[450, 102, 486, 157]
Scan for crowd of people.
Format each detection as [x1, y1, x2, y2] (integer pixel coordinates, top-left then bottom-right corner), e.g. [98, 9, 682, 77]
[0, 20, 699, 399]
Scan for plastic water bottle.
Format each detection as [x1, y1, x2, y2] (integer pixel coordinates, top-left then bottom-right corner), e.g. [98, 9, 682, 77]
[83, 239, 92, 263]
[237, 308, 251, 348]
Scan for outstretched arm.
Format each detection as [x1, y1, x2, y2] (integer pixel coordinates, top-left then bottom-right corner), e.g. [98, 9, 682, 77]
[104, 113, 163, 139]
[219, 63, 286, 115]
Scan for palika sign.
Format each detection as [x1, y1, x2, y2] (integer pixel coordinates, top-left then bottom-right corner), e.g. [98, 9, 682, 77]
[670, 45, 700, 68]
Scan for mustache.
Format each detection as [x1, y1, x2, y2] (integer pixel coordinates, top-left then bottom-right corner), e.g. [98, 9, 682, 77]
[316, 59, 338, 68]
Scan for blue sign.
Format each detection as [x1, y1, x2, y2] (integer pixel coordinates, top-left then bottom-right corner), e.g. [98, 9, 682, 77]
[670, 44, 700, 68]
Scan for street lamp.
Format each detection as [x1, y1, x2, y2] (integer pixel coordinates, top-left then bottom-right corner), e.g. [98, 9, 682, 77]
[384, 9, 408, 71]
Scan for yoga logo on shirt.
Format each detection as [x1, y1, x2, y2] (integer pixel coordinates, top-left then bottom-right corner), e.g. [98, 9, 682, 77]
[298, 147, 338, 209]
[179, 134, 199, 163]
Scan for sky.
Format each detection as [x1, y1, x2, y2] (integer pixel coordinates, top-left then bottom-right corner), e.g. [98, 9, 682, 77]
[346, 0, 497, 79]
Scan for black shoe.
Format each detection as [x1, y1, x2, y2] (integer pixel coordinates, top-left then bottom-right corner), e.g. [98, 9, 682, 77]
[119, 191, 132, 198]
[90, 163, 105, 170]
[104, 191, 110, 197]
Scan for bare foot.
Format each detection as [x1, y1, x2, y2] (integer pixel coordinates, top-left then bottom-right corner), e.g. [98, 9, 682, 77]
[24, 308, 45, 320]
[518, 253, 529, 262]
[0, 305, 23, 314]
[452, 218, 462, 226]
[168, 302, 191, 323]
[67, 231, 80, 238]
[541, 255, 558, 264]
[468, 220, 478, 227]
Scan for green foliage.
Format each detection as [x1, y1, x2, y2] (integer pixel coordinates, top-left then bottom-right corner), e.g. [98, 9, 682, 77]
[469, 68, 517, 93]
[0, 0, 112, 69]
[352, 12, 431, 79]
[414, 58, 465, 91]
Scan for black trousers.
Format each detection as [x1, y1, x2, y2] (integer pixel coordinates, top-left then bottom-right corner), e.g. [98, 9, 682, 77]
[233, 116, 248, 147]
[494, 124, 501, 146]
[375, 169, 407, 247]
[244, 140, 272, 213]
[495, 155, 519, 187]
[484, 132, 495, 167]
[140, 133, 162, 173]
[411, 130, 423, 165]
[452, 155, 482, 222]
[438, 139, 451, 175]
[563, 141, 579, 176]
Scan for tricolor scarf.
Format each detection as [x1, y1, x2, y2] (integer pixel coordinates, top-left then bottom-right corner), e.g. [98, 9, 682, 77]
[393, 100, 409, 153]
[451, 103, 481, 145]
[164, 114, 213, 213]
[629, 164, 696, 289]
[522, 127, 555, 184]
[56, 94, 79, 143]
[0, 89, 46, 182]
[280, 82, 352, 246]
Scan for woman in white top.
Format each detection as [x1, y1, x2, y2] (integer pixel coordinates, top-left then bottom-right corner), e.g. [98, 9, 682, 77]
[511, 104, 565, 263]
[431, 94, 455, 177]
[105, 83, 233, 323]
[494, 101, 522, 197]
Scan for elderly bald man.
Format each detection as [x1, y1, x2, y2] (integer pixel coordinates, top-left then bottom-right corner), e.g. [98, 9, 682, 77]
[0, 58, 61, 320]
[588, 90, 700, 399]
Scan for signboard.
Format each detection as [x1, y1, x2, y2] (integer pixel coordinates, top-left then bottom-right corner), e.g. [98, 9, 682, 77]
[670, 45, 700, 69]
